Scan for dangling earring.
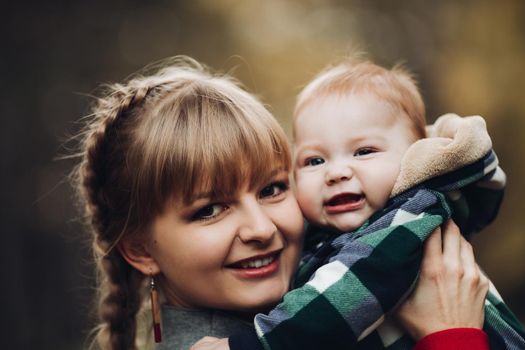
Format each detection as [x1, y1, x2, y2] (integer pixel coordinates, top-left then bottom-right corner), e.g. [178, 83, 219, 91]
[150, 274, 162, 343]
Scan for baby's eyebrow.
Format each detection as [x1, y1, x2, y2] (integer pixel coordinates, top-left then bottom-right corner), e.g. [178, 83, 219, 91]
[294, 142, 322, 156]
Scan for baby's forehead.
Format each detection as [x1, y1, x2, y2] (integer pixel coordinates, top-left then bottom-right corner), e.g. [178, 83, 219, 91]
[293, 92, 421, 142]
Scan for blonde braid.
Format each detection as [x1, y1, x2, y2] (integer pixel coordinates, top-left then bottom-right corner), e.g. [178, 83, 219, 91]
[77, 81, 152, 350]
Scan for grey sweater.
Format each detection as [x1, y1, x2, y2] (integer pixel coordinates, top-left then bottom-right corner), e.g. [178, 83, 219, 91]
[156, 304, 253, 350]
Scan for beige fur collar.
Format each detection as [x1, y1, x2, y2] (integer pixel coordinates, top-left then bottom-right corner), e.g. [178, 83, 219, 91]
[391, 113, 493, 197]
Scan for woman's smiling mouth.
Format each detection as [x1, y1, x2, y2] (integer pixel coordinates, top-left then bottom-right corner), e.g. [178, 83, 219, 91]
[239, 255, 276, 268]
[226, 252, 281, 278]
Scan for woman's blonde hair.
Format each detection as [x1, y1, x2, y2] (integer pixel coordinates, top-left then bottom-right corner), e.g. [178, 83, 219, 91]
[75, 57, 290, 349]
[294, 58, 426, 140]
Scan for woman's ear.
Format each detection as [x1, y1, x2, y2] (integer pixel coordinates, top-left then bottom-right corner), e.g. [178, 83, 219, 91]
[118, 238, 161, 276]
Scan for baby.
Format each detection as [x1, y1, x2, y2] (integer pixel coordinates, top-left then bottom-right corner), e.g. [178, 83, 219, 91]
[247, 60, 525, 350]
[293, 61, 425, 234]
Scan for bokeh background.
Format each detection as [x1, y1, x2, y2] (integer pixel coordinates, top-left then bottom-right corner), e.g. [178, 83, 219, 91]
[3, 0, 525, 348]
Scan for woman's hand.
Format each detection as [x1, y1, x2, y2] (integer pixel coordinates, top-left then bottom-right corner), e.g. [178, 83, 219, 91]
[189, 336, 229, 350]
[395, 219, 489, 341]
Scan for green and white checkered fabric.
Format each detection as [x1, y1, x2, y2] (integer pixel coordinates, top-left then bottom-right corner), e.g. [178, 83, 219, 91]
[254, 150, 525, 349]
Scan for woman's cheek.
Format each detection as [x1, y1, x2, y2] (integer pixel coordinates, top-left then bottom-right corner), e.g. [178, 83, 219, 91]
[280, 197, 305, 270]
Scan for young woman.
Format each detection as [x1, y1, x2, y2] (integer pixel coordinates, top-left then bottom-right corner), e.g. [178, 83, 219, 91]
[75, 57, 489, 350]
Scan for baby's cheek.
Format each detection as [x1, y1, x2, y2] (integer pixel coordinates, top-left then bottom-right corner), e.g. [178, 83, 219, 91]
[293, 178, 307, 204]
[295, 191, 315, 216]
[374, 166, 400, 205]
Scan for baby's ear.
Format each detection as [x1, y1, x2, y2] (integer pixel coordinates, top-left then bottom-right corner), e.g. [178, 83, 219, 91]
[118, 238, 160, 276]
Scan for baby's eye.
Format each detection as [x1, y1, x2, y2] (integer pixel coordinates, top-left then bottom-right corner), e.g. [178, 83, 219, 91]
[191, 203, 228, 221]
[354, 148, 376, 157]
[304, 157, 325, 166]
[259, 181, 289, 199]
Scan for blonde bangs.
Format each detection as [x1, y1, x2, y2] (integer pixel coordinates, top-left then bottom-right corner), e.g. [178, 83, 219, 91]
[184, 97, 291, 202]
[131, 77, 290, 216]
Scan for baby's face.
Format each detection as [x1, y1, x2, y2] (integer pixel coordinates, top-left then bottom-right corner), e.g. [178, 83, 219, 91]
[293, 92, 418, 232]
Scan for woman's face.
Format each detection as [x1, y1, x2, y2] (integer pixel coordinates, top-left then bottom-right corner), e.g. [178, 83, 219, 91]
[147, 170, 304, 312]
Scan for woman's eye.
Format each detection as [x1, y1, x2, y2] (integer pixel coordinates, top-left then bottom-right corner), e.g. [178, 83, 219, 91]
[191, 204, 227, 221]
[354, 148, 376, 157]
[259, 181, 288, 199]
[305, 157, 325, 166]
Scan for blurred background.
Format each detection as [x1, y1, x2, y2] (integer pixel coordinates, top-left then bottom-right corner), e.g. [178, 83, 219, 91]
[3, 0, 524, 348]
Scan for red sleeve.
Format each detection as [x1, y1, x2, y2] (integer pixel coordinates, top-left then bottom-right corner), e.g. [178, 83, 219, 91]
[413, 328, 489, 350]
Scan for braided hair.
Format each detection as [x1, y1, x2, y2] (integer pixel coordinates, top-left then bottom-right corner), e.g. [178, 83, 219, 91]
[78, 75, 158, 349]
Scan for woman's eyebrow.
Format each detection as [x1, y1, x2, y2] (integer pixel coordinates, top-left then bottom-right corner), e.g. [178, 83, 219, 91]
[268, 168, 284, 178]
[263, 168, 288, 182]
[188, 191, 213, 202]
[189, 169, 288, 202]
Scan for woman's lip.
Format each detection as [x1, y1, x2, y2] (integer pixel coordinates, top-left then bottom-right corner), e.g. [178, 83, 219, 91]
[226, 250, 280, 267]
[324, 194, 365, 214]
[229, 258, 280, 279]
[226, 252, 281, 279]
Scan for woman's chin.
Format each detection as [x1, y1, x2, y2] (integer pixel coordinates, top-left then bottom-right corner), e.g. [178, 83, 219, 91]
[231, 290, 286, 314]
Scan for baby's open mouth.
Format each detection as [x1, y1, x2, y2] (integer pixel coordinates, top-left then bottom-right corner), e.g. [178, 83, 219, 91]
[325, 193, 363, 206]
[324, 193, 365, 213]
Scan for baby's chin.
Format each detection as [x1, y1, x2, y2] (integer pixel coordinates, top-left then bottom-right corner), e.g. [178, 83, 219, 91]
[307, 219, 360, 234]
[306, 213, 366, 233]
[325, 217, 367, 233]
[304, 208, 370, 232]
[331, 224, 360, 233]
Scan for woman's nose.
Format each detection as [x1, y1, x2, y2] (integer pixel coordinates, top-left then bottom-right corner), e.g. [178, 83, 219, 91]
[325, 162, 353, 185]
[238, 199, 277, 245]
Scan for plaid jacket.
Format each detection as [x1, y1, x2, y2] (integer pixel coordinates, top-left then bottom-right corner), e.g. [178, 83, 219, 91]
[251, 149, 525, 350]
